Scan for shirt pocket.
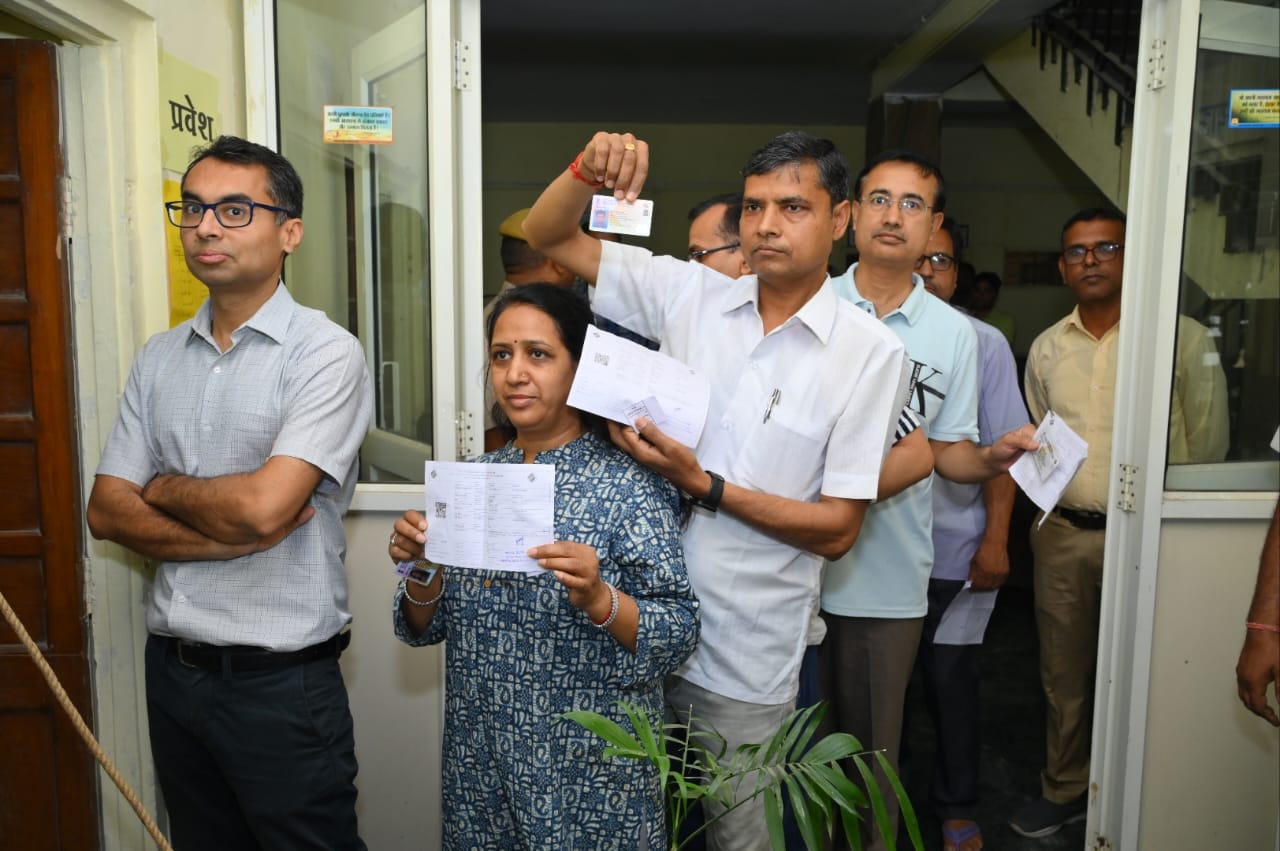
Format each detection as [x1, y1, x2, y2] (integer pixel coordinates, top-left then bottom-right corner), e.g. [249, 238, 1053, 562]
[734, 410, 828, 500]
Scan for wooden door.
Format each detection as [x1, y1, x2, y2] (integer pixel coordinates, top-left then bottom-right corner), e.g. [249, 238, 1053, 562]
[0, 40, 98, 850]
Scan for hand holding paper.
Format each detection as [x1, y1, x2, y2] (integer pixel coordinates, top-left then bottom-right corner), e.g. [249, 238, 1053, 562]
[1009, 411, 1089, 527]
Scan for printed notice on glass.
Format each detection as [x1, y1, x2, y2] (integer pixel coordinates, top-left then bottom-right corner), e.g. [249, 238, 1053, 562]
[423, 461, 555, 574]
[1009, 411, 1089, 528]
[568, 327, 710, 448]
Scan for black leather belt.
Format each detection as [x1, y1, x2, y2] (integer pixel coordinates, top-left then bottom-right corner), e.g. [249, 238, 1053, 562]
[168, 631, 351, 673]
[1054, 506, 1107, 530]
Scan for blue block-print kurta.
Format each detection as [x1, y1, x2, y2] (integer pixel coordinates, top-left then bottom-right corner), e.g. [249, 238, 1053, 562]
[393, 431, 700, 850]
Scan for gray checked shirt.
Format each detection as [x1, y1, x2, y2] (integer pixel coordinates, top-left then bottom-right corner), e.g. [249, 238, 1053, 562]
[97, 284, 373, 650]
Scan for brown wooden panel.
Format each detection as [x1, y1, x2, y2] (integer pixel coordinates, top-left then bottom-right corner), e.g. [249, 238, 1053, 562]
[0, 202, 26, 298]
[0, 37, 97, 847]
[0, 77, 15, 178]
[0, 559, 47, 646]
[0, 709, 60, 851]
[0, 323, 33, 416]
[0, 443, 38, 532]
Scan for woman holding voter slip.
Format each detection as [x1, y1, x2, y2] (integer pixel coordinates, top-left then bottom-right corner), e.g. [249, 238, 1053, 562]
[388, 283, 699, 850]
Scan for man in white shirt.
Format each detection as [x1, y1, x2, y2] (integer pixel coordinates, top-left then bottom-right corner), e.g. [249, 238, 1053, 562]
[524, 129, 923, 850]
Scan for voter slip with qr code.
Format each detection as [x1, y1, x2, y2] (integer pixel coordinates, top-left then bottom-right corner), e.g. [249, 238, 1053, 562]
[418, 461, 555, 574]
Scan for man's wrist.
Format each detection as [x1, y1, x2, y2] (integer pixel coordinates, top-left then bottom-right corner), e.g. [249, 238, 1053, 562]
[688, 471, 725, 512]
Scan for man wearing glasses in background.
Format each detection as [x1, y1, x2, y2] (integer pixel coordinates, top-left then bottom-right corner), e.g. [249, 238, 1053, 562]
[915, 218, 1030, 851]
[819, 150, 1038, 851]
[686, 192, 749, 279]
[1012, 208, 1228, 838]
[87, 136, 372, 851]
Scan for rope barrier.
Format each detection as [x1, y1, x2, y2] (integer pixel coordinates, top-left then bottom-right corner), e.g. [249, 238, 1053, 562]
[0, 589, 174, 851]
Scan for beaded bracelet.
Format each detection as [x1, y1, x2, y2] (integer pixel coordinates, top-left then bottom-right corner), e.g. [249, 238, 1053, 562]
[591, 583, 620, 629]
[1246, 621, 1280, 634]
[569, 151, 605, 186]
[401, 576, 444, 608]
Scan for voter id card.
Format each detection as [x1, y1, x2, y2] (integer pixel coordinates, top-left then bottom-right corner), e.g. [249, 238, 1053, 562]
[588, 195, 653, 237]
[1033, 436, 1060, 481]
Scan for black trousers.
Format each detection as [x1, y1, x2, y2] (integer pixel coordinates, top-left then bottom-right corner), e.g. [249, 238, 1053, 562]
[906, 579, 983, 822]
[144, 634, 366, 851]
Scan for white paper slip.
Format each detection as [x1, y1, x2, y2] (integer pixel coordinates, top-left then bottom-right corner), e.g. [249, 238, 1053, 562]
[1009, 411, 1089, 527]
[568, 327, 710, 448]
[933, 584, 999, 646]
[587, 195, 654, 237]
[422, 461, 555, 574]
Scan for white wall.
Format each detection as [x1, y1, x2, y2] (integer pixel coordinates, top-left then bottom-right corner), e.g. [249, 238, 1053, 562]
[1138, 517, 1280, 850]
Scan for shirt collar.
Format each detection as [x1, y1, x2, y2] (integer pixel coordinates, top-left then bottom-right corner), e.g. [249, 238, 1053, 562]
[844, 263, 929, 325]
[1063, 306, 1119, 343]
[187, 282, 294, 348]
[719, 273, 838, 344]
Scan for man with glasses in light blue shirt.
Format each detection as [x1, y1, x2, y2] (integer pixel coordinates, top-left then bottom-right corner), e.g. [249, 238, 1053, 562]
[818, 150, 1037, 851]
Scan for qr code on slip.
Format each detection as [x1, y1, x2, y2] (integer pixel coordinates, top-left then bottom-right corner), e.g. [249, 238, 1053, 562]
[594, 352, 610, 366]
[433, 502, 448, 519]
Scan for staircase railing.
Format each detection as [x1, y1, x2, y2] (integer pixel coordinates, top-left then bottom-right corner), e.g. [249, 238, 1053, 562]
[1032, 0, 1142, 145]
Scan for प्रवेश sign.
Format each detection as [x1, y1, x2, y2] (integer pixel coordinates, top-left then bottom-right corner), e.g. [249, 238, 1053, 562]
[159, 51, 220, 173]
[323, 105, 394, 145]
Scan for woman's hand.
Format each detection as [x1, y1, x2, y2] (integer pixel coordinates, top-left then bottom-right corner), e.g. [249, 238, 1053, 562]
[528, 541, 612, 622]
[389, 509, 428, 563]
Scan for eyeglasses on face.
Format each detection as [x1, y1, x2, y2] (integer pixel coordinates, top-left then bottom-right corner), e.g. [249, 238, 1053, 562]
[857, 193, 932, 217]
[688, 243, 740, 262]
[165, 199, 295, 229]
[1062, 241, 1123, 264]
[915, 252, 955, 272]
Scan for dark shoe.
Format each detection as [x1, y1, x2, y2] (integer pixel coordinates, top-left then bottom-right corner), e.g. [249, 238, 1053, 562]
[1008, 794, 1087, 838]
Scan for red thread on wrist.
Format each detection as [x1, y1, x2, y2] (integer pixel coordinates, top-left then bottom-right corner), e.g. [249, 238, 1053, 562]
[569, 151, 604, 186]
[1246, 621, 1280, 634]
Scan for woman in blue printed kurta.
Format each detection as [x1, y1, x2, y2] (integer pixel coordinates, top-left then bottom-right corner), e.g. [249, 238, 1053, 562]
[389, 284, 699, 850]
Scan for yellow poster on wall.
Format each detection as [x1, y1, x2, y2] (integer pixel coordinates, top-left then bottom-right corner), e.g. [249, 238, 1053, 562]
[163, 178, 206, 328]
[160, 50, 220, 172]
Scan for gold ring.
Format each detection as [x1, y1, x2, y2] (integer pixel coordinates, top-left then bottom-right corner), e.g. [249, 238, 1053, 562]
[624, 143, 637, 151]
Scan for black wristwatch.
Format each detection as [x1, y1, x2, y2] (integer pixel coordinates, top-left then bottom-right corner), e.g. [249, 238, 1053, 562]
[688, 471, 725, 513]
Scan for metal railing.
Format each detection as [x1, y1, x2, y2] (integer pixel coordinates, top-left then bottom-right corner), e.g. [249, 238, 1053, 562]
[1032, 0, 1142, 145]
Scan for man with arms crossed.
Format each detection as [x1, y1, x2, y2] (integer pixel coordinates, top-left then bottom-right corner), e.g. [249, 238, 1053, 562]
[820, 151, 1037, 851]
[525, 130, 920, 850]
[87, 136, 372, 851]
[915, 219, 1030, 851]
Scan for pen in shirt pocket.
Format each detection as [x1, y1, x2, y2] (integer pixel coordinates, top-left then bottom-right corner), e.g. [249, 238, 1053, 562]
[763, 388, 781, 423]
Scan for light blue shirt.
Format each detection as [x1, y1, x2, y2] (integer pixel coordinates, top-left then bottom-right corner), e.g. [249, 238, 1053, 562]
[931, 315, 1030, 581]
[821, 266, 980, 618]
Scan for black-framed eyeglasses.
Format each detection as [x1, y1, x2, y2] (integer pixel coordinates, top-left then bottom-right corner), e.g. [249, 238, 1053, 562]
[915, 252, 955, 272]
[1063, 242, 1123, 265]
[165, 199, 295, 229]
[857, 193, 932, 217]
[688, 243, 740, 262]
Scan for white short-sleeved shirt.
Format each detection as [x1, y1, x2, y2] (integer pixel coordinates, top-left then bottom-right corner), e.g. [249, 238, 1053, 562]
[96, 284, 374, 650]
[594, 242, 910, 703]
[821, 267, 980, 618]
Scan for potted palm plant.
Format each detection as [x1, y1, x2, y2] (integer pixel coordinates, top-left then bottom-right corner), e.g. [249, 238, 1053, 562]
[563, 701, 923, 851]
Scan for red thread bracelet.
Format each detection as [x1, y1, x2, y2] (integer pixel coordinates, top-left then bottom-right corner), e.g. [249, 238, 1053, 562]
[569, 151, 604, 186]
[1246, 621, 1280, 633]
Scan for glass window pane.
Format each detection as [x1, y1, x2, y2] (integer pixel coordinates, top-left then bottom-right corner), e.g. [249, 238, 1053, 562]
[1166, 0, 1280, 492]
[276, 1, 432, 483]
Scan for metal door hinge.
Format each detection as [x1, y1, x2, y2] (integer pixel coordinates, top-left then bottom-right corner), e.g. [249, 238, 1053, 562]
[59, 175, 76, 241]
[453, 40, 473, 91]
[1117, 463, 1139, 512]
[1145, 39, 1167, 91]
[456, 410, 477, 459]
